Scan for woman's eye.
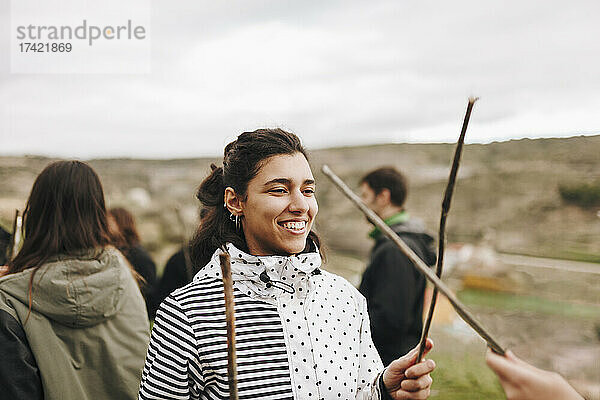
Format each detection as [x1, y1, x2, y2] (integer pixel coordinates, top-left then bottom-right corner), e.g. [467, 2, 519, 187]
[303, 188, 315, 195]
[269, 188, 287, 194]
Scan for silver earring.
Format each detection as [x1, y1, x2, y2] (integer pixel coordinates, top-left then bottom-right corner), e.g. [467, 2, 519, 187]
[229, 212, 242, 231]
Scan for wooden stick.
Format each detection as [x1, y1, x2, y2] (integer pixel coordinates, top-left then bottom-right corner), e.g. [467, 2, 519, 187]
[9, 209, 23, 261]
[416, 96, 478, 362]
[321, 164, 505, 355]
[219, 253, 239, 400]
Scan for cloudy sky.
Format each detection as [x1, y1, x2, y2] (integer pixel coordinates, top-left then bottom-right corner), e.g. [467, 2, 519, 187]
[1, 0, 599, 158]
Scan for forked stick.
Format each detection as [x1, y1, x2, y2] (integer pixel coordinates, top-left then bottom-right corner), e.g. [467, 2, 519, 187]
[416, 96, 478, 362]
[321, 164, 505, 355]
[219, 253, 239, 400]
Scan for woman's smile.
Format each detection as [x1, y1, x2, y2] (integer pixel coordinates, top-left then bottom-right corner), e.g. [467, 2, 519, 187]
[278, 219, 307, 234]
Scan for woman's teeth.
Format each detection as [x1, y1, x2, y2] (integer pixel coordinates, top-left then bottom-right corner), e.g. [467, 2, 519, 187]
[281, 221, 306, 231]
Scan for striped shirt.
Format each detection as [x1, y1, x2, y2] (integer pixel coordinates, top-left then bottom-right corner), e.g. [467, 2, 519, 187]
[139, 243, 385, 400]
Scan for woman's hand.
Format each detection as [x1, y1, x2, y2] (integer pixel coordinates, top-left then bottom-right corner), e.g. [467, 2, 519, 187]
[485, 349, 583, 400]
[382, 339, 435, 400]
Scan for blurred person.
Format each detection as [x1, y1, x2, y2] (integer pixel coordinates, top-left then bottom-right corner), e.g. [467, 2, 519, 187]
[139, 129, 436, 399]
[109, 207, 157, 317]
[358, 167, 437, 366]
[0, 161, 150, 400]
[149, 245, 189, 320]
[149, 209, 208, 319]
[486, 349, 584, 400]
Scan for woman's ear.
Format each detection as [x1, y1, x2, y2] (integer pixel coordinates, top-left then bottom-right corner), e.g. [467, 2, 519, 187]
[224, 187, 243, 215]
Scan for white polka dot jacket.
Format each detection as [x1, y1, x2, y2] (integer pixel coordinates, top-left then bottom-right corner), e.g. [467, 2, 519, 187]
[138, 243, 391, 400]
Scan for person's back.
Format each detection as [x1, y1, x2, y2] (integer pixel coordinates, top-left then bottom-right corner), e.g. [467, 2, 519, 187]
[149, 247, 189, 319]
[0, 160, 150, 400]
[359, 217, 435, 364]
[122, 243, 157, 314]
[108, 207, 157, 317]
[0, 247, 149, 400]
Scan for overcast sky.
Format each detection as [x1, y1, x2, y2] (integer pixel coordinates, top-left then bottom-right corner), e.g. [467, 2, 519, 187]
[1, 0, 599, 158]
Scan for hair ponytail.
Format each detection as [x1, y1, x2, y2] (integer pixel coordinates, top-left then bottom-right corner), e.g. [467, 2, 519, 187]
[191, 163, 246, 268]
[196, 164, 225, 206]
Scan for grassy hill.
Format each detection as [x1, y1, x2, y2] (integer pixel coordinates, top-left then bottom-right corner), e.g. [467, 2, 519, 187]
[1, 135, 599, 268]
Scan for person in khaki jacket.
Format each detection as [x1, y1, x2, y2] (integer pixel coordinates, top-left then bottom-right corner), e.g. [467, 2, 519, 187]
[0, 160, 150, 400]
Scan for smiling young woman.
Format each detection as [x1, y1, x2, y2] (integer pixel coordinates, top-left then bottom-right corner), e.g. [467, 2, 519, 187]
[138, 129, 435, 400]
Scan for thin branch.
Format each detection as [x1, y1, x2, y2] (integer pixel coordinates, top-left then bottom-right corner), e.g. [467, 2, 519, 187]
[416, 96, 478, 362]
[321, 164, 505, 355]
[219, 253, 239, 400]
[9, 209, 23, 261]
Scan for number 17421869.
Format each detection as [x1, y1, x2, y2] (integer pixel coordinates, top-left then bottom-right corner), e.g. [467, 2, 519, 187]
[19, 42, 72, 52]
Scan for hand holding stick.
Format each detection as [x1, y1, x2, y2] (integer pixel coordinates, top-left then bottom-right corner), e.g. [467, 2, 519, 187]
[486, 349, 584, 400]
[416, 96, 478, 362]
[219, 253, 239, 400]
[321, 164, 505, 355]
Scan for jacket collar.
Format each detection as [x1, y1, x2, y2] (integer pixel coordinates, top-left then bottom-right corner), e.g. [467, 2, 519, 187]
[194, 242, 322, 302]
[369, 210, 410, 239]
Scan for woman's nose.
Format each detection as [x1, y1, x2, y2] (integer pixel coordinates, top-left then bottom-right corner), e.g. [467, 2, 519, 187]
[288, 190, 309, 213]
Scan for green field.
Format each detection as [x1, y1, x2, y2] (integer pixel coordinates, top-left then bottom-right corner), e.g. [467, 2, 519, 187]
[430, 352, 505, 399]
[459, 288, 600, 320]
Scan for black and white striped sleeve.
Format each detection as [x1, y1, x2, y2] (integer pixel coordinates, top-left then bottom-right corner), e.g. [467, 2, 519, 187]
[138, 294, 203, 400]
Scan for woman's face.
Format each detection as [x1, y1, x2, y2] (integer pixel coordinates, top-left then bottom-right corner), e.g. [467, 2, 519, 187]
[236, 152, 318, 256]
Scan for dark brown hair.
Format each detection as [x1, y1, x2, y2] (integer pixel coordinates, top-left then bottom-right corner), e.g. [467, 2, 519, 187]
[9, 160, 112, 273]
[190, 128, 322, 268]
[361, 167, 408, 207]
[109, 207, 140, 248]
[7, 161, 117, 321]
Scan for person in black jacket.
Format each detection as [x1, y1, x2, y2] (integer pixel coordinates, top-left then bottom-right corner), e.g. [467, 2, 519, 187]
[149, 208, 207, 319]
[148, 246, 189, 320]
[358, 167, 436, 366]
[109, 207, 157, 318]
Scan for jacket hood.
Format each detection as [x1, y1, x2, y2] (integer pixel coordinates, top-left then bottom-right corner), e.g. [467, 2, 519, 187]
[194, 242, 322, 303]
[0, 247, 132, 328]
[377, 217, 437, 266]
